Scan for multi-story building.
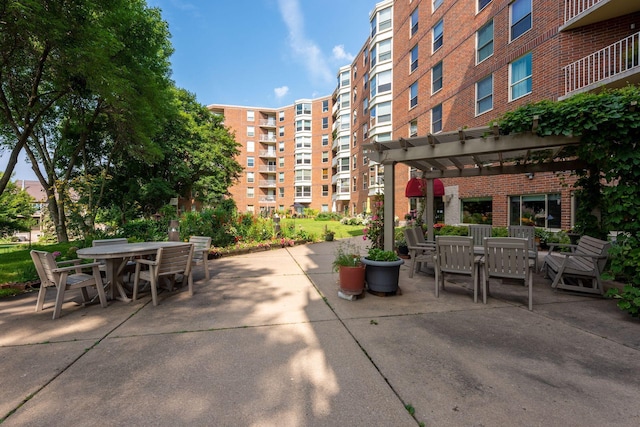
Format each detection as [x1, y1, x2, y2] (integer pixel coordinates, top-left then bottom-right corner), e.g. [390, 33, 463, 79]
[210, 0, 640, 229]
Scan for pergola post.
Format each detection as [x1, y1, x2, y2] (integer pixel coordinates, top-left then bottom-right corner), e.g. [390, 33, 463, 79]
[383, 162, 395, 251]
[425, 178, 435, 242]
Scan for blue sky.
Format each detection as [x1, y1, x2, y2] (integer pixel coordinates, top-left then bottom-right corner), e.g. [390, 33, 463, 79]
[3, 0, 375, 180]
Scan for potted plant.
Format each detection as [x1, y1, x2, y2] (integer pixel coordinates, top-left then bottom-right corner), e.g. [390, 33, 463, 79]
[324, 226, 335, 242]
[361, 248, 404, 294]
[332, 242, 365, 296]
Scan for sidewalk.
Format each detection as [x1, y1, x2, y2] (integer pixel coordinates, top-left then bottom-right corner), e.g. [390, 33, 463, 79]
[1, 238, 639, 426]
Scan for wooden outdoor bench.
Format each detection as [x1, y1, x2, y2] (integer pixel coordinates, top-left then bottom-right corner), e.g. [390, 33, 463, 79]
[543, 235, 611, 295]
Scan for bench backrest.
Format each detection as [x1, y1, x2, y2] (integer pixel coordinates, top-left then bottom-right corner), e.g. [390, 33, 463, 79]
[574, 235, 611, 273]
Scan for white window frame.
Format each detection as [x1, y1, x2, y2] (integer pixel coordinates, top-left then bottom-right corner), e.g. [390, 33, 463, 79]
[509, 53, 532, 101]
[476, 74, 493, 116]
[476, 20, 494, 64]
[510, 0, 532, 42]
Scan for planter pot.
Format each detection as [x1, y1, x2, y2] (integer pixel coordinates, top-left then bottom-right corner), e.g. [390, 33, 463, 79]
[325, 235, 335, 241]
[397, 245, 409, 256]
[338, 265, 366, 296]
[361, 257, 404, 294]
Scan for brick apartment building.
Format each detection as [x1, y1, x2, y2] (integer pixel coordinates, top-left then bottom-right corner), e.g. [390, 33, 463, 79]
[210, 0, 640, 230]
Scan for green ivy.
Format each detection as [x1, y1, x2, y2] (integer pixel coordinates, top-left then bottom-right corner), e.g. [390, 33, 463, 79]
[498, 86, 640, 288]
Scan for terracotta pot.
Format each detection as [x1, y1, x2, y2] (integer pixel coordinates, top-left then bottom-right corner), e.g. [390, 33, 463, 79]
[339, 264, 366, 295]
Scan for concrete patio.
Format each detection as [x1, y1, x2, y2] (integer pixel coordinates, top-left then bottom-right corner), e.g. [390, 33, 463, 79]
[0, 237, 638, 426]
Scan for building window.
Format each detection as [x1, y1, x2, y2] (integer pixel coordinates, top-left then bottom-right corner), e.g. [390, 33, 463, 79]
[322, 100, 329, 112]
[379, 104, 391, 124]
[279, 111, 285, 121]
[378, 70, 392, 94]
[296, 102, 311, 115]
[362, 173, 368, 190]
[246, 141, 254, 152]
[279, 172, 285, 182]
[409, 82, 418, 109]
[352, 154, 357, 170]
[322, 151, 329, 163]
[462, 198, 493, 224]
[410, 7, 419, 37]
[410, 45, 419, 72]
[433, 0, 443, 11]
[363, 97, 369, 115]
[410, 119, 418, 137]
[378, 6, 392, 32]
[476, 74, 493, 115]
[378, 39, 391, 63]
[510, 53, 532, 101]
[478, 0, 492, 12]
[279, 126, 285, 136]
[340, 71, 350, 87]
[363, 72, 369, 90]
[295, 120, 311, 132]
[353, 131, 357, 147]
[363, 123, 368, 139]
[295, 169, 311, 182]
[432, 104, 442, 133]
[295, 153, 311, 165]
[322, 134, 329, 146]
[279, 187, 285, 198]
[510, 194, 561, 229]
[279, 157, 284, 167]
[247, 205, 254, 213]
[322, 185, 329, 197]
[477, 20, 493, 64]
[322, 117, 328, 129]
[295, 186, 311, 197]
[432, 61, 443, 93]
[246, 110, 254, 121]
[510, 0, 531, 41]
[322, 168, 329, 180]
[246, 172, 254, 183]
[352, 176, 357, 192]
[247, 126, 254, 137]
[340, 158, 349, 172]
[247, 156, 254, 167]
[247, 187, 254, 198]
[295, 136, 311, 148]
[279, 141, 285, 152]
[433, 19, 443, 52]
[370, 44, 377, 67]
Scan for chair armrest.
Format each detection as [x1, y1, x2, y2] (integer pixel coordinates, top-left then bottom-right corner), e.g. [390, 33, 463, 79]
[554, 252, 607, 260]
[56, 258, 82, 266]
[53, 261, 102, 273]
[547, 243, 577, 252]
[134, 258, 157, 266]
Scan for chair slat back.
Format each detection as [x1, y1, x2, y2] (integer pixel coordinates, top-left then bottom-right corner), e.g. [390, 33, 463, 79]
[469, 225, 492, 246]
[483, 237, 530, 280]
[404, 228, 418, 247]
[508, 226, 536, 251]
[30, 250, 59, 287]
[92, 238, 128, 247]
[189, 236, 211, 261]
[436, 236, 475, 274]
[156, 244, 194, 277]
[573, 235, 611, 273]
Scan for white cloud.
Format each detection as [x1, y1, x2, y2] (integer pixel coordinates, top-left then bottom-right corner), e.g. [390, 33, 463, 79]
[277, 0, 333, 85]
[332, 45, 354, 62]
[274, 86, 289, 99]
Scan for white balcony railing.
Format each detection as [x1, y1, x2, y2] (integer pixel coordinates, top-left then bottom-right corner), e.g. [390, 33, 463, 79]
[258, 165, 277, 173]
[563, 31, 640, 96]
[564, 0, 602, 23]
[259, 119, 276, 127]
[259, 135, 277, 143]
[259, 196, 276, 203]
[258, 180, 277, 187]
[259, 150, 277, 158]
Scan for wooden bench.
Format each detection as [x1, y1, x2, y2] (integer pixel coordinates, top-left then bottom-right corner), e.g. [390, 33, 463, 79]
[543, 235, 611, 295]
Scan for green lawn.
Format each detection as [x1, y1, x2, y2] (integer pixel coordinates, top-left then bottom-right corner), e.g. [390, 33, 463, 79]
[0, 219, 364, 287]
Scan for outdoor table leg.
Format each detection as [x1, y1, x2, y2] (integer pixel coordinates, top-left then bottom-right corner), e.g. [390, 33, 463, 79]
[105, 258, 132, 303]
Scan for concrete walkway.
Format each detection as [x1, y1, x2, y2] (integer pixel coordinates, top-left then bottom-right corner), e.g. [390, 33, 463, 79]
[1, 238, 639, 426]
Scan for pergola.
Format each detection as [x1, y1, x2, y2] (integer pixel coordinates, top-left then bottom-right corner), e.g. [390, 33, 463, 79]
[363, 122, 586, 251]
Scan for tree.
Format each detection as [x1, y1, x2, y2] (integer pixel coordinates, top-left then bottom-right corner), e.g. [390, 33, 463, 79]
[0, 173, 35, 237]
[1, 0, 174, 241]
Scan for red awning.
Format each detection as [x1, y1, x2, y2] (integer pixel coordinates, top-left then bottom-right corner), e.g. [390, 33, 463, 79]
[405, 178, 444, 198]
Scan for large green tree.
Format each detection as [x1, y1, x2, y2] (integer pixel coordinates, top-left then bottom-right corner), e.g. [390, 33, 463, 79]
[1, 0, 174, 241]
[0, 172, 35, 237]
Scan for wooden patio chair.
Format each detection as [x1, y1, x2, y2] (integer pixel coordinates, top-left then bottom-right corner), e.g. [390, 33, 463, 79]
[482, 237, 534, 310]
[542, 235, 610, 295]
[132, 244, 195, 306]
[434, 236, 480, 302]
[468, 224, 492, 246]
[508, 225, 539, 270]
[189, 236, 212, 280]
[403, 227, 434, 278]
[30, 250, 108, 319]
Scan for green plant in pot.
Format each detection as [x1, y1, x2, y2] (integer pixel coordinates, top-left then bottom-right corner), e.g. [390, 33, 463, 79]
[361, 248, 404, 294]
[324, 227, 336, 241]
[332, 242, 365, 296]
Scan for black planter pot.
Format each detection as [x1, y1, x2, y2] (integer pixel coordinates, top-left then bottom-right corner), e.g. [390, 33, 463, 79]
[361, 257, 404, 294]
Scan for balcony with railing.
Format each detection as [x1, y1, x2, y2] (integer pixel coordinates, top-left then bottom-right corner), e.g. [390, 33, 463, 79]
[259, 135, 277, 143]
[258, 180, 277, 188]
[259, 150, 277, 158]
[259, 196, 276, 204]
[258, 165, 277, 173]
[561, 0, 640, 31]
[562, 31, 640, 99]
[259, 119, 277, 127]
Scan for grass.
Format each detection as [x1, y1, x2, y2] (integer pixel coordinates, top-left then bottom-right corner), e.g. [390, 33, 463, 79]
[0, 219, 365, 287]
